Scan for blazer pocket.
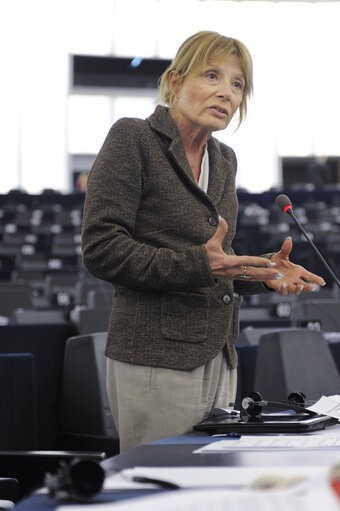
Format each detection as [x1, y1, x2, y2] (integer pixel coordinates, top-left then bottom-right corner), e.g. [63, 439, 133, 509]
[161, 292, 210, 343]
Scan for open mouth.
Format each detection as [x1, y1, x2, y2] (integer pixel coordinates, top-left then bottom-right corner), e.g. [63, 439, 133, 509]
[210, 106, 228, 116]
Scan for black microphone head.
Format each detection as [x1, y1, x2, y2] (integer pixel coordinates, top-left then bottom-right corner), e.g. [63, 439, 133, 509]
[275, 194, 293, 214]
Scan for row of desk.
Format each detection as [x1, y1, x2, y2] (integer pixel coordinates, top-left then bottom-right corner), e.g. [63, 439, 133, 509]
[14, 425, 340, 510]
[3, 320, 340, 508]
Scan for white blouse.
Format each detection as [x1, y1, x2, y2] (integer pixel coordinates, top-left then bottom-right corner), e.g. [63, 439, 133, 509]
[198, 144, 209, 193]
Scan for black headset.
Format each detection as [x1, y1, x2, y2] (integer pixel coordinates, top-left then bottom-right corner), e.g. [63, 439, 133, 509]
[44, 457, 104, 502]
[240, 391, 315, 421]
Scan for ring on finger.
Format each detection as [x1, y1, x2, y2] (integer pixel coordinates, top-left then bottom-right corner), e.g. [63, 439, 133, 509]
[242, 266, 251, 280]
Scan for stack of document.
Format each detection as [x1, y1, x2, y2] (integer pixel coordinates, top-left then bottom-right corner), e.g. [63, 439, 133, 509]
[56, 470, 340, 511]
[193, 433, 340, 453]
[104, 465, 328, 490]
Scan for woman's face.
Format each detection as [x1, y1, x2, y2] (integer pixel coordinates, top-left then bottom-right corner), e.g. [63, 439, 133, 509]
[170, 54, 245, 135]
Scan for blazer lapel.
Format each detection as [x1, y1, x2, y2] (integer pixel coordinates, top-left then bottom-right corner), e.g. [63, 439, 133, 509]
[167, 136, 197, 187]
[147, 106, 197, 188]
[168, 135, 232, 205]
[148, 106, 232, 204]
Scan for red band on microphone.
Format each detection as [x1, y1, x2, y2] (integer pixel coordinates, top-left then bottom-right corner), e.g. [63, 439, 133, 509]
[283, 205, 292, 213]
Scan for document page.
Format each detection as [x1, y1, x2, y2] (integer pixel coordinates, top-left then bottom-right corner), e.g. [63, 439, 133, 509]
[56, 479, 340, 511]
[194, 434, 340, 453]
[307, 395, 340, 419]
[103, 465, 328, 490]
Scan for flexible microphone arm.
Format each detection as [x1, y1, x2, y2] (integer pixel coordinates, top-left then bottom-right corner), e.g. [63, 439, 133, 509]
[275, 194, 340, 289]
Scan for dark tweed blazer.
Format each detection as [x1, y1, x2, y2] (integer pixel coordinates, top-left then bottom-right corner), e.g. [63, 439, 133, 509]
[82, 106, 270, 370]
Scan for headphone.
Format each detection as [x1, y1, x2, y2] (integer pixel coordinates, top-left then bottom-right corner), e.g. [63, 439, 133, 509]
[44, 457, 105, 502]
[240, 391, 314, 421]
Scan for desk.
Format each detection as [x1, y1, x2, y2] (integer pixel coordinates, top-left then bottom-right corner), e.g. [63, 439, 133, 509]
[14, 430, 340, 510]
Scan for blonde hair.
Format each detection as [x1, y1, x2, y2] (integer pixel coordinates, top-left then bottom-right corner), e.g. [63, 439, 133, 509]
[159, 31, 253, 127]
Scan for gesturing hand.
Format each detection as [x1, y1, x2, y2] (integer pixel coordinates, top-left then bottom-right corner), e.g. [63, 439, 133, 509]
[264, 236, 326, 295]
[205, 217, 281, 281]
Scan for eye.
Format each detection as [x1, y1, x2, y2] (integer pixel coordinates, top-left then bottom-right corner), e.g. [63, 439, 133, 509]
[233, 80, 244, 91]
[205, 71, 218, 80]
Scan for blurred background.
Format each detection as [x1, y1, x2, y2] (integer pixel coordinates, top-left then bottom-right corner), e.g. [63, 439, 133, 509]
[1, 0, 340, 194]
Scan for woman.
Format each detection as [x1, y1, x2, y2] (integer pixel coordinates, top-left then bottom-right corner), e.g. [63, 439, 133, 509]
[82, 31, 325, 452]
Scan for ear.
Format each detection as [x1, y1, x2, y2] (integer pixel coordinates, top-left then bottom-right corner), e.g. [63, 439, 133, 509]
[168, 70, 182, 98]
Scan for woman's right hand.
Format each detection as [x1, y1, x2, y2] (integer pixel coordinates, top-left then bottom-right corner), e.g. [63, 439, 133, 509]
[205, 217, 281, 282]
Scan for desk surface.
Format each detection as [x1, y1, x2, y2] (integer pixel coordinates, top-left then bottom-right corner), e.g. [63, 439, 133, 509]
[103, 432, 340, 473]
[15, 429, 340, 510]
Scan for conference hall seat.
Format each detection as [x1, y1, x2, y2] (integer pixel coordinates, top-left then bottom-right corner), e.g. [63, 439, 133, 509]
[0, 476, 19, 508]
[324, 233, 340, 272]
[70, 307, 111, 335]
[254, 329, 340, 402]
[86, 287, 115, 309]
[74, 278, 113, 306]
[0, 243, 20, 257]
[58, 332, 119, 456]
[53, 209, 83, 231]
[291, 298, 340, 332]
[0, 288, 33, 319]
[15, 253, 49, 273]
[10, 309, 68, 325]
[303, 200, 329, 220]
[2, 232, 28, 247]
[43, 273, 80, 308]
[50, 232, 82, 259]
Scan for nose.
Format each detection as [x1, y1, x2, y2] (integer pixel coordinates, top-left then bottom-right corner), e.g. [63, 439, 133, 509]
[217, 79, 232, 100]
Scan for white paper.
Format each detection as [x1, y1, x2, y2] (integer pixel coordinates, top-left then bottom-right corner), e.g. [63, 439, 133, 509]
[307, 395, 340, 419]
[56, 483, 340, 511]
[56, 464, 340, 511]
[194, 434, 340, 453]
[0, 500, 14, 510]
[104, 465, 328, 490]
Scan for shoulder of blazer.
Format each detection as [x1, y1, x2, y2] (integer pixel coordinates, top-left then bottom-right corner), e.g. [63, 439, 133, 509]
[146, 105, 180, 141]
[110, 107, 176, 151]
[147, 106, 236, 158]
[145, 105, 237, 187]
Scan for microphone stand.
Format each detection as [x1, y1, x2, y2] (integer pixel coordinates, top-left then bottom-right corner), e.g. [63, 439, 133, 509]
[286, 208, 340, 289]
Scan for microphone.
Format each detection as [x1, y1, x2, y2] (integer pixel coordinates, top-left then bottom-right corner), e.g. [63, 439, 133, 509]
[275, 194, 340, 289]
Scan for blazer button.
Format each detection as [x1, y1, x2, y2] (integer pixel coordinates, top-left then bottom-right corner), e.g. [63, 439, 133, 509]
[208, 216, 218, 227]
[222, 294, 231, 304]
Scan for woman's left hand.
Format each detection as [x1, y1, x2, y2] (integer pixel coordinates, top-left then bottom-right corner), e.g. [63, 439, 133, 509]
[265, 236, 326, 296]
